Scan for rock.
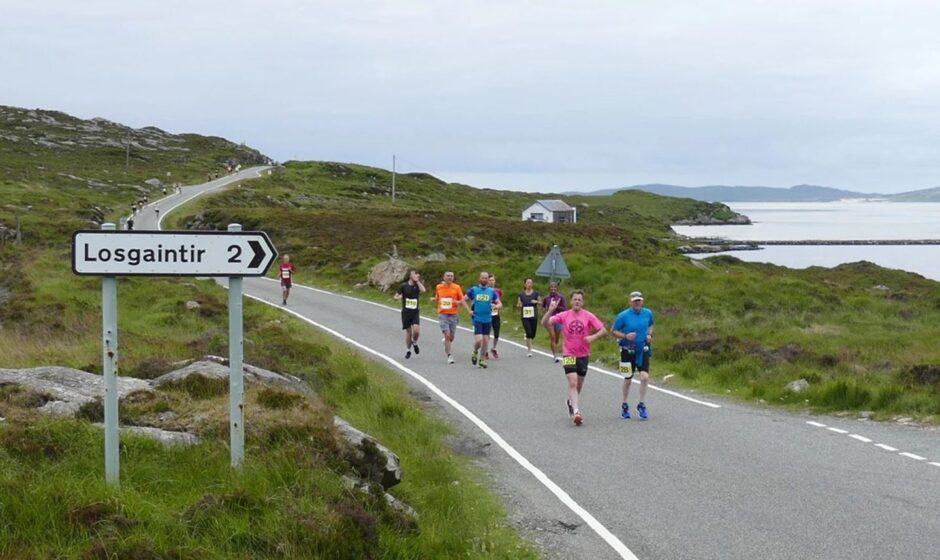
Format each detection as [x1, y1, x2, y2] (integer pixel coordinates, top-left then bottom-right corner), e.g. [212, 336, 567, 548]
[0, 366, 152, 412]
[869, 285, 892, 297]
[367, 258, 411, 292]
[859, 410, 874, 419]
[334, 416, 402, 489]
[121, 425, 200, 447]
[785, 379, 810, 393]
[185, 300, 201, 310]
[143, 178, 163, 188]
[423, 252, 446, 262]
[38, 400, 81, 416]
[150, 361, 312, 396]
[384, 491, 417, 518]
[896, 417, 913, 424]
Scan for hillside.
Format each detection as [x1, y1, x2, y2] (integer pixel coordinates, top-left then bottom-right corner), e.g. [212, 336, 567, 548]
[887, 186, 940, 202]
[607, 184, 876, 202]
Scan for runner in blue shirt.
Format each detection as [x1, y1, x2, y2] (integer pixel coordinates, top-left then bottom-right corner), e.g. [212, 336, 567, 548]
[462, 271, 501, 369]
[611, 291, 655, 419]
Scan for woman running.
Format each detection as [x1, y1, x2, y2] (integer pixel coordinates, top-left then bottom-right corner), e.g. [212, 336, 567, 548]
[516, 277, 541, 357]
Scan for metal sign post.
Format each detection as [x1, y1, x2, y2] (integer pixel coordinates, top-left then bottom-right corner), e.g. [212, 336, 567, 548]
[101, 223, 120, 485]
[228, 223, 245, 468]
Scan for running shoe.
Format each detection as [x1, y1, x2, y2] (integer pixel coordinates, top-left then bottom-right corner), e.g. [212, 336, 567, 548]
[405, 350, 411, 360]
[637, 402, 648, 420]
[282, 299, 287, 305]
[621, 403, 631, 419]
[479, 359, 488, 369]
[553, 355, 560, 363]
[573, 411, 583, 426]
[447, 354, 455, 364]
[413, 344, 420, 355]
[527, 352, 533, 358]
[471, 350, 478, 366]
[491, 349, 499, 359]
[566, 399, 573, 417]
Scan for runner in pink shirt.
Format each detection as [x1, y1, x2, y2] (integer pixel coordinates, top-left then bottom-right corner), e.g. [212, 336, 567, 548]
[543, 290, 607, 426]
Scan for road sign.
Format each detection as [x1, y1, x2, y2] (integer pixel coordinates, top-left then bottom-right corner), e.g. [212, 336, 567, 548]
[535, 244, 571, 279]
[72, 230, 277, 276]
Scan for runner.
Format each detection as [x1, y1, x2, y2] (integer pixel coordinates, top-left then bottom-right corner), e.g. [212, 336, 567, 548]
[393, 269, 426, 359]
[516, 277, 541, 357]
[154, 206, 160, 219]
[542, 281, 568, 362]
[279, 255, 296, 305]
[463, 271, 501, 369]
[431, 271, 464, 364]
[487, 273, 503, 359]
[126, 218, 134, 231]
[542, 290, 607, 426]
[611, 291, 655, 420]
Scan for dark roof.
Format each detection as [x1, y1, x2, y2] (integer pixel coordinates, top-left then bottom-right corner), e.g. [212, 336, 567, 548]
[534, 199, 574, 212]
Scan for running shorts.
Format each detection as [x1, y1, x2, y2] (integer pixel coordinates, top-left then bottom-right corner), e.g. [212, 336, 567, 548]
[438, 314, 459, 334]
[522, 317, 538, 339]
[401, 311, 420, 330]
[473, 321, 492, 336]
[562, 355, 590, 377]
[280, 279, 292, 288]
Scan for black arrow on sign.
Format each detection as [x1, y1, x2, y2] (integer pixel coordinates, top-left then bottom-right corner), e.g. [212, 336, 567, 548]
[247, 240, 266, 268]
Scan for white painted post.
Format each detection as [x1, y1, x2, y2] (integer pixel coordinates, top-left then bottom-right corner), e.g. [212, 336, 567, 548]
[101, 223, 120, 485]
[228, 223, 245, 468]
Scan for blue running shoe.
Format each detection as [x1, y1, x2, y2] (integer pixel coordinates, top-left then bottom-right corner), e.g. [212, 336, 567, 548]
[637, 402, 648, 420]
[621, 403, 631, 419]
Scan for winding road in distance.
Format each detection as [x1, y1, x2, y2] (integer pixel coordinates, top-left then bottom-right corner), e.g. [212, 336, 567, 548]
[135, 167, 940, 560]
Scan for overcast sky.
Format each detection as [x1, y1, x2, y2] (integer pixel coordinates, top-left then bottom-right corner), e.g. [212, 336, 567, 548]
[3, 1, 940, 193]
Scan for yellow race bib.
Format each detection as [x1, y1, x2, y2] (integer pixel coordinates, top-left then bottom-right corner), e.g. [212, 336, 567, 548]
[562, 356, 577, 366]
[440, 297, 453, 310]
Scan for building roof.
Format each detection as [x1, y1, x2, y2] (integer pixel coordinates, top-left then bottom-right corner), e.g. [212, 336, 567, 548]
[534, 199, 574, 212]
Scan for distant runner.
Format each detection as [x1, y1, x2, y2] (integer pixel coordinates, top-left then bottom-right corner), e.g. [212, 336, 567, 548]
[487, 273, 503, 359]
[432, 271, 464, 364]
[542, 281, 568, 362]
[463, 271, 501, 369]
[394, 269, 426, 359]
[543, 290, 606, 426]
[279, 255, 296, 305]
[611, 291, 655, 420]
[516, 278, 541, 357]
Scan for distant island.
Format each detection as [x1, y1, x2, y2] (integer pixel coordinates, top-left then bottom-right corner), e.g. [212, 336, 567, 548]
[572, 184, 940, 203]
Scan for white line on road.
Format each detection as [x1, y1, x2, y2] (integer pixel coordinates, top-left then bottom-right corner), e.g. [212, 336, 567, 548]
[899, 452, 926, 461]
[806, 421, 827, 428]
[279, 280, 722, 409]
[849, 434, 873, 443]
[156, 168, 268, 229]
[930, 462, 940, 468]
[875, 444, 899, 452]
[244, 292, 641, 560]
[827, 427, 849, 434]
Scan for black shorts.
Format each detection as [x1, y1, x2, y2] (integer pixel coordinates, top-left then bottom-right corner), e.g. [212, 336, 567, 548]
[281, 279, 292, 288]
[522, 317, 538, 339]
[401, 311, 420, 330]
[620, 347, 650, 378]
[562, 356, 590, 377]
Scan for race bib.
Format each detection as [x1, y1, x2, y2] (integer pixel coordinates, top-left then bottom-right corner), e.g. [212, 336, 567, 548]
[475, 293, 491, 302]
[620, 362, 635, 378]
[491, 306, 499, 316]
[440, 297, 453, 310]
[522, 306, 535, 318]
[404, 298, 418, 310]
[280, 269, 291, 279]
[562, 356, 577, 366]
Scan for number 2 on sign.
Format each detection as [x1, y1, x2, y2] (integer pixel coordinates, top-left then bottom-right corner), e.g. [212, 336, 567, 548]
[228, 244, 242, 263]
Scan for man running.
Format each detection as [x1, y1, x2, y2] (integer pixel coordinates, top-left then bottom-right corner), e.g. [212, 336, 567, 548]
[611, 291, 655, 420]
[394, 269, 426, 359]
[432, 271, 464, 364]
[487, 273, 504, 359]
[516, 278, 541, 357]
[543, 290, 606, 426]
[542, 281, 568, 362]
[463, 271, 501, 369]
[279, 255, 296, 305]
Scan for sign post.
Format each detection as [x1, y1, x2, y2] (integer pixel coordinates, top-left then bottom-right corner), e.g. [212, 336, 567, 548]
[101, 223, 120, 485]
[228, 223, 245, 468]
[73, 226, 277, 481]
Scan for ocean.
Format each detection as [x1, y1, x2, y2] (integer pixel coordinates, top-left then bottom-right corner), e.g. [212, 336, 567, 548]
[671, 201, 940, 281]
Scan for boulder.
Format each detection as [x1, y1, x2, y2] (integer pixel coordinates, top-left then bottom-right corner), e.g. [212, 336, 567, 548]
[785, 379, 810, 393]
[423, 253, 446, 262]
[0, 366, 152, 411]
[150, 360, 312, 396]
[334, 416, 402, 489]
[367, 258, 411, 292]
[143, 178, 163, 188]
[121, 425, 200, 447]
[185, 300, 201, 310]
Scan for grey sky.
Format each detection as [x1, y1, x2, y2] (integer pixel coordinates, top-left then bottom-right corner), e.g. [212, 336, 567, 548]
[3, 1, 940, 193]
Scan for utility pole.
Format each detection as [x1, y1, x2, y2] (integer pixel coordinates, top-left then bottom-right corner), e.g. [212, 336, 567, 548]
[391, 154, 396, 204]
[125, 132, 130, 169]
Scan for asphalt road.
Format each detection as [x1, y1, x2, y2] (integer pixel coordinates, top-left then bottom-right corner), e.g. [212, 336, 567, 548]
[136, 169, 940, 560]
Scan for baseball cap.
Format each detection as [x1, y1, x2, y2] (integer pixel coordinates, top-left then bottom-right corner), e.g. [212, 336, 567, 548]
[630, 291, 644, 302]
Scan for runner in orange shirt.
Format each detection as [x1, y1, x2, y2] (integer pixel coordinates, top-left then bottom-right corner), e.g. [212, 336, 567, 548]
[431, 271, 464, 364]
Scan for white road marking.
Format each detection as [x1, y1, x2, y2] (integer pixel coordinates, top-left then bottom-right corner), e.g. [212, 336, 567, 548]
[849, 434, 873, 443]
[156, 168, 269, 229]
[280, 279, 722, 409]
[244, 292, 640, 560]
[827, 427, 849, 434]
[929, 462, 940, 468]
[806, 421, 827, 428]
[899, 452, 926, 461]
[875, 444, 899, 452]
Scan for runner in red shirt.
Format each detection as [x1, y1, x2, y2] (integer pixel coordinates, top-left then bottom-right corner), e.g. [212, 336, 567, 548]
[279, 255, 296, 305]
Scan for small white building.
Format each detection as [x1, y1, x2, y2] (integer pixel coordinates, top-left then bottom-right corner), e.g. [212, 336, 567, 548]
[522, 199, 577, 224]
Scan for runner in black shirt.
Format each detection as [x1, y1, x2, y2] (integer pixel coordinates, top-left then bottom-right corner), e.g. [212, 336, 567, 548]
[394, 269, 426, 359]
[516, 277, 541, 357]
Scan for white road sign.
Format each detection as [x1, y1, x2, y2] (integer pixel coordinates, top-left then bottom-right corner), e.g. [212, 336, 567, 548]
[72, 230, 278, 276]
